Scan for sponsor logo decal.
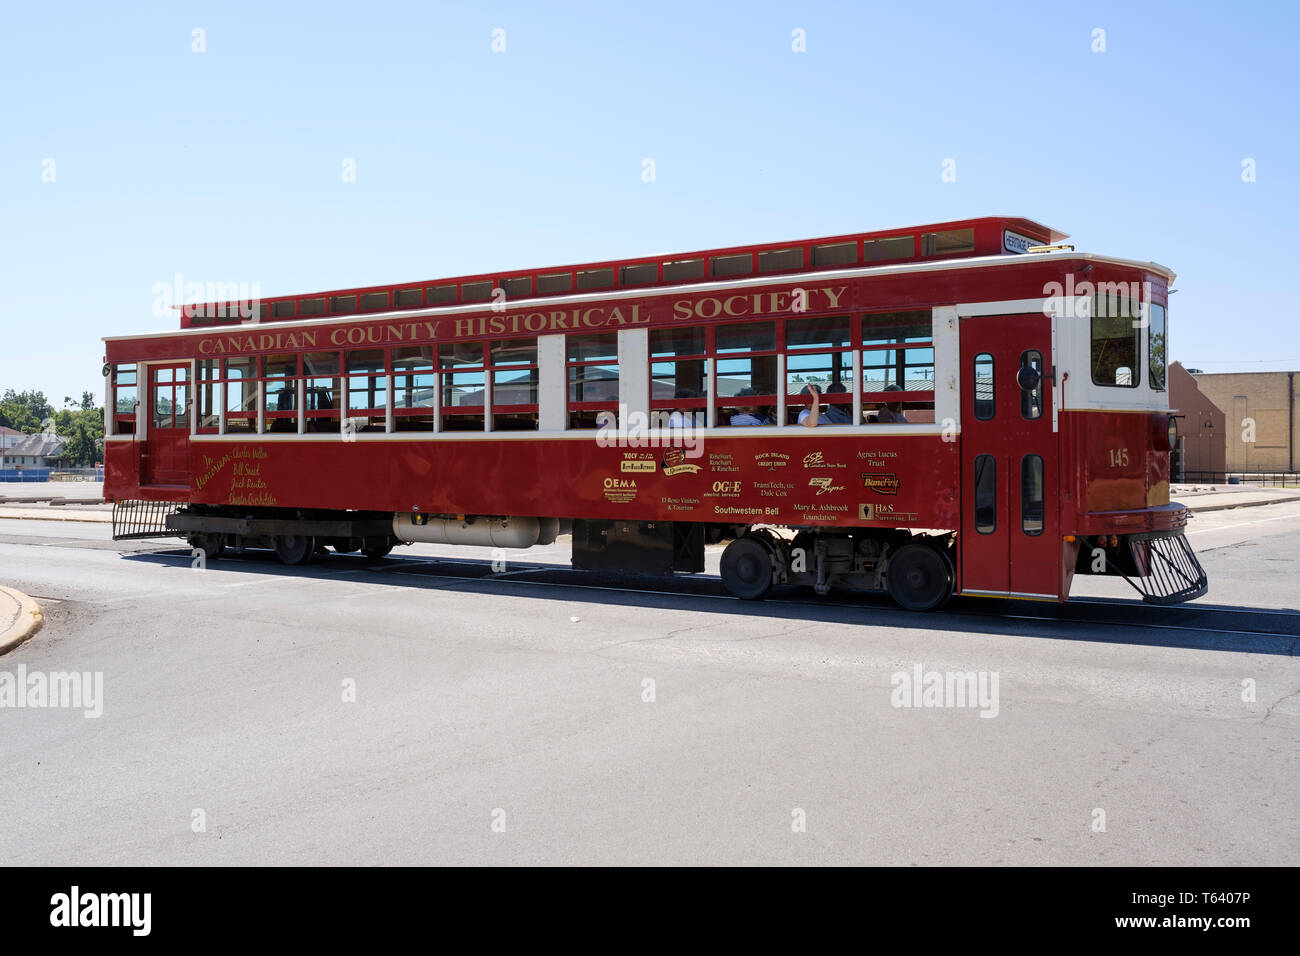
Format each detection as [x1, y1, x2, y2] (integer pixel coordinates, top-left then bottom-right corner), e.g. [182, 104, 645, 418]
[603, 476, 638, 503]
[661, 447, 703, 477]
[808, 477, 846, 496]
[860, 472, 900, 495]
[802, 451, 845, 469]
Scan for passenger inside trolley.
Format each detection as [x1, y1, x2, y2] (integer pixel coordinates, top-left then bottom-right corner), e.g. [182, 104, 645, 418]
[728, 387, 770, 426]
[797, 383, 850, 427]
[668, 388, 697, 428]
[870, 384, 909, 423]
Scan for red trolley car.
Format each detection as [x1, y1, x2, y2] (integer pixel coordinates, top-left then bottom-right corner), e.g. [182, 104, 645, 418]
[104, 216, 1207, 609]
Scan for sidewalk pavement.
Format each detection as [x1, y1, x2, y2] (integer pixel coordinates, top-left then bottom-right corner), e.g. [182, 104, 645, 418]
[0, 506, 113, 523]
[0, 585, 43, 655]
[1170, 486, 1300, 512]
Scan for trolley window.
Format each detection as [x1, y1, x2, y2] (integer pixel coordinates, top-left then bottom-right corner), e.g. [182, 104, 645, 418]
[973, 353, 995, 421]
[921, 229, 974, 256]
[197, 359, 219, 433]
[862, 310, 934, 423]
[1020, 350, 1043, 421]
[111, 364, 137, 435]
[650, 327, 706, 428]
[439, 342, 486, 431]
[1021, 455, 1044, 535]
[345, 349, 387, 433]
[1091, 295, 1140, 387]
[223, 357, 257, 433]
[567, 333, 619, 429]
[392, 345, 435, 431]
[303, 352, 341, 433]
[715, 321, 777, 425]
[787, 315, 851, 424]
[973, 454, 996, 534]
[262, 354, 298, 434]
[151, 366, 186, 429]
[490, 338, 539, 431]
[1148, 303, 1167, 390]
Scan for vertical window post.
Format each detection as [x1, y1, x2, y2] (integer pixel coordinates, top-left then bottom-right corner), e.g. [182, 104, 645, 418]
[386, 355, 395, 434]
[776, 354, 786, 426]
[706, 356, 716, 429]
[852, 345, 863, 424]
[484, 352, 494, 433]
[433, 359, 441, 433]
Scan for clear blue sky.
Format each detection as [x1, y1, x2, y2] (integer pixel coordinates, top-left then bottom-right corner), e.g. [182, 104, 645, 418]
[2, 0, 1296, 406]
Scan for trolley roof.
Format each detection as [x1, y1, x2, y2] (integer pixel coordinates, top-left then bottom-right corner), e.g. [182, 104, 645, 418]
[176, 216, 1066, 329]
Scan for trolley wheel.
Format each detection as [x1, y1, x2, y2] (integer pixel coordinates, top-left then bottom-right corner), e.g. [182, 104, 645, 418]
[362, 542, 394, 560]
[886, 544, 953, 611]
[329, 537, 361, 554]
[189, 534, 225, 560]
[720, 536, 775, 600]
[274, 534, 317, 566]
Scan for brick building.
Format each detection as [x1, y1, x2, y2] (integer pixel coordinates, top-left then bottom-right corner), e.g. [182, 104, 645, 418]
[1169, 362, 1225, 479]
[1191, 370, 1298, 473]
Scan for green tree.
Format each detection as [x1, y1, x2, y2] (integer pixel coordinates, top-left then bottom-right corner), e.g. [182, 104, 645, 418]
[54, 408, 105, 438]
[0, 389, 54, 433]
[60, 421, 101, 467]
[51, 394, 105, 467]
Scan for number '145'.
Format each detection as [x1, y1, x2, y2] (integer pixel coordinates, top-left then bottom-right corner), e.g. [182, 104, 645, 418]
[1108, 447, 1130, 467]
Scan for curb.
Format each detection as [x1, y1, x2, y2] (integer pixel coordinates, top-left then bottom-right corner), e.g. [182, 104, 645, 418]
[0, 586, 43, 656]
[1184, 495, 1300, 514]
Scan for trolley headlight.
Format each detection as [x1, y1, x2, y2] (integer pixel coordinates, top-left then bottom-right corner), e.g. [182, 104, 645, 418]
[1167, 416, 1178, 450]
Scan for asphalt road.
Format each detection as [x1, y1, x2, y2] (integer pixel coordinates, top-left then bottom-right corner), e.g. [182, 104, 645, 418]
[1, 502, 1298, 865]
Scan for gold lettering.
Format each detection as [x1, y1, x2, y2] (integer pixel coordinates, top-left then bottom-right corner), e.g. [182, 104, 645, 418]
[821, 286, 846, 308]
[722, 295, 748, 317]
[673, 300, 693, 321]
[768, 291, 791, 313]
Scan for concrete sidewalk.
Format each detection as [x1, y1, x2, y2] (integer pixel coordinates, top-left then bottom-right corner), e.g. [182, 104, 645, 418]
[1171, 486, 1300, 512]
[0, 506, 113, 523]
[0, 585, 43, 655]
